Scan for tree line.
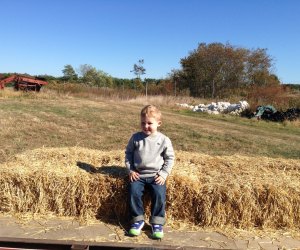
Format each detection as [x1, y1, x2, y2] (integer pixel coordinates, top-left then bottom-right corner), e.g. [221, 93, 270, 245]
[57, 42, 283, 98]
[1, 42, 283, 98]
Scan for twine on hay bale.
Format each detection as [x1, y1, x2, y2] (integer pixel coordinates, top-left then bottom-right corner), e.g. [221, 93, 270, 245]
[0, 147, 299, 230]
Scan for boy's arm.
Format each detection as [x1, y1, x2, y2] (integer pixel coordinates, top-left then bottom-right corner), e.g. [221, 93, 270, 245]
[125, 136, 140, 182]
[158, 137, 175, 180]
[125, 135, 136, 173]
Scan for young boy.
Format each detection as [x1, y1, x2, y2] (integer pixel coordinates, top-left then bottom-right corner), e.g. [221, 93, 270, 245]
[125, 105, 175, 239]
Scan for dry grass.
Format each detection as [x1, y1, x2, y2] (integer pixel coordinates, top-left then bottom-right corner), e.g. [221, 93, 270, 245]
[1, 89, 299, 165]
[0, 147, 299, 232]
[0, 88, 23, 98]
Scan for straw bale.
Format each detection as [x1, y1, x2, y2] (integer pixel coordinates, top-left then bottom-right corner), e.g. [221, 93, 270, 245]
[0, 147, 299, 230]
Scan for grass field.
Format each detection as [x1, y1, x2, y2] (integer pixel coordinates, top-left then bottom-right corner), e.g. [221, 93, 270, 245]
[0, 88, 299, 163]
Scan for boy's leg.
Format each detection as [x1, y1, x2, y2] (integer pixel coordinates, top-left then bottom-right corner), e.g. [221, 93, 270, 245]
[128, 178, 146, 223]
[149, 179, 166, 225]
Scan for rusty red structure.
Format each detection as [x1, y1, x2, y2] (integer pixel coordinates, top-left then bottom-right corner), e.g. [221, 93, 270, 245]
[0, 74, 48, 92]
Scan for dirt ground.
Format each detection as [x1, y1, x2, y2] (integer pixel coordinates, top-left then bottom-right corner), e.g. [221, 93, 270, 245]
[0, 215, 299, 249]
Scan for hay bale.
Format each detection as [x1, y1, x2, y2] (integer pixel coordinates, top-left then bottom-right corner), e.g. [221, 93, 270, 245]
[0, 147, 128, 222]
[0, 147, 299, 230]
[169, 152, 300, 229]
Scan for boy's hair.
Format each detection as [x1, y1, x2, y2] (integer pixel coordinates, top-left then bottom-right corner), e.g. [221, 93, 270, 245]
[140, 105, 162, 121]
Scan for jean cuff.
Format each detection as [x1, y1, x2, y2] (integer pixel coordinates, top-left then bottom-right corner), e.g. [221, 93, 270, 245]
[150, 216, 165, 225]
[131, 215, 145, 223]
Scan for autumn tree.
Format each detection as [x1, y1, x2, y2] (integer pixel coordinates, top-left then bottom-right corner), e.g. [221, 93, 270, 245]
[179, 43, 279, 98]
[244, 48, 275, 86]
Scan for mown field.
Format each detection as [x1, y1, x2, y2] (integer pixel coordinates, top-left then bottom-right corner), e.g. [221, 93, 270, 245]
[0, 88, 299, 162]
[0, 88, 300, 235]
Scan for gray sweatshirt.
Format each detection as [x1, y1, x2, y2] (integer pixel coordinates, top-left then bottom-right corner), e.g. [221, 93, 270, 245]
[125, 131, 175, 180]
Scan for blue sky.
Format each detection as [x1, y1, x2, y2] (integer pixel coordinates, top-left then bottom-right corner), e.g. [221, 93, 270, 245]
[1, 0, 299, 83]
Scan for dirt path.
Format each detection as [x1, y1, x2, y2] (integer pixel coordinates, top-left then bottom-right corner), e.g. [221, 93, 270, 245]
[0, 215, 299, 249]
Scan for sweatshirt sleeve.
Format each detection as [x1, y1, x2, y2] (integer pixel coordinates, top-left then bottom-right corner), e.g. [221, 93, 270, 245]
[158, 136, 175, 180]
[125, 135, 135, 173]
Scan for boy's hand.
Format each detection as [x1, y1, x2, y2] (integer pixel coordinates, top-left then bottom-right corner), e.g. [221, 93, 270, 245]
[155, 175, 165, 185]
[129, 171, 140, 182]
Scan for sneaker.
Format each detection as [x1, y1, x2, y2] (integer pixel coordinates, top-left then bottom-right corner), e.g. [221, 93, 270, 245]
[152, 224, 164, 239]
[128, 220, 145, 236]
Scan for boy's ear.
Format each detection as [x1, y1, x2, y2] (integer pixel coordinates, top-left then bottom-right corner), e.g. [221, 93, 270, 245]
[158, 121, 162, 126]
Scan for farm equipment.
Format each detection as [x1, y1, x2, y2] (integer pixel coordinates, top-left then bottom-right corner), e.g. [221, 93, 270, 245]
[0, 74, 48, 92]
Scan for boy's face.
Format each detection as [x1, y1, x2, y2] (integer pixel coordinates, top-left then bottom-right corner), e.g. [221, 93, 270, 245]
[141, 116, 161, 136]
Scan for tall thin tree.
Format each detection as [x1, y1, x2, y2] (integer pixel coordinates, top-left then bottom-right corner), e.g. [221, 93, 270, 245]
[131, 59, 146, 95]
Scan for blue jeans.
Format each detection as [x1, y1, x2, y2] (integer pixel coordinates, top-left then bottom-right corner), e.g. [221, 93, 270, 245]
[128, 176, 166, 225]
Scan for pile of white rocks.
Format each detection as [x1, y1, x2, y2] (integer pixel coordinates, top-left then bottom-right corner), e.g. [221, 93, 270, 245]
[177, 100, 249, 115]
